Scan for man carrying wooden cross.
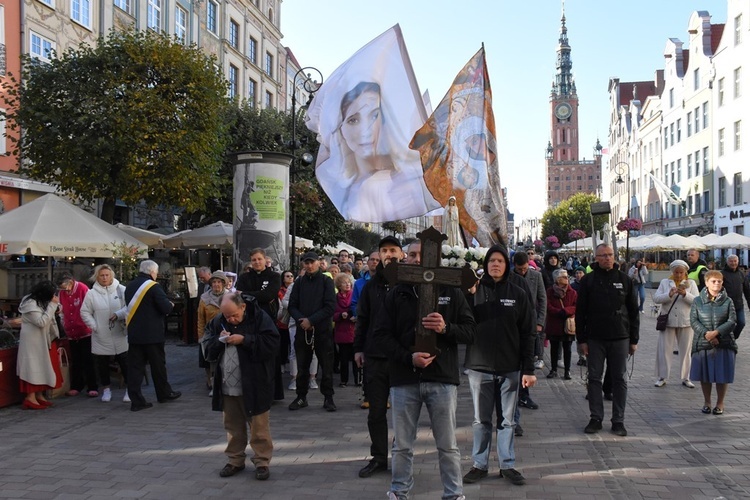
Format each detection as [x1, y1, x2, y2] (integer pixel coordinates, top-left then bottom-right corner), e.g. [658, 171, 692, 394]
[373, 234, 476, 500]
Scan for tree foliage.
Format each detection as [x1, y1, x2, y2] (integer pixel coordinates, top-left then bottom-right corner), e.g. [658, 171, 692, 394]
[1, 30, 229, 223]
[540, 193, 609, 244]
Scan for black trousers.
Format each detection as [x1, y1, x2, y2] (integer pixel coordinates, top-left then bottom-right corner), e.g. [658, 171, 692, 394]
[587, 338, 629, 424]
[127, 342, 174, 406]
[549, 337, 573, 372]
[364, 356, 390, 462]
[95, 352, 128, 387]
[294, 329, 334, 398]
[337, 343, 360, 385]
[69, 336, 98, 392]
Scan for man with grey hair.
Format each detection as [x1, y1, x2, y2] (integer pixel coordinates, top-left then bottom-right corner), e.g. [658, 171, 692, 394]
[198, 266, 213, 294]
[721, 254, 750, 339]
[125, 260, 181, 411]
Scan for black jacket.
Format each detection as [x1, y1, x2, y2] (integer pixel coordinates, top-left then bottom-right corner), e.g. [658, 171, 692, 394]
[288, 270, 335, 333]
[353, 265, 391, 358]
[575, 263, 639, 345]
[465, 245, 536, 375]
[372, 284, 475, 387]
[124, 273, 173, 344]
[203, 296, 280, 416]
[721, 265, 750, 313]
[541, 250, 560, 289]
[235, 267, 281, 317]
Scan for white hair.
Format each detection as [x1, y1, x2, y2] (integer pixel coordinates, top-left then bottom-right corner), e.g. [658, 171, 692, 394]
[139, 260, 159, 275]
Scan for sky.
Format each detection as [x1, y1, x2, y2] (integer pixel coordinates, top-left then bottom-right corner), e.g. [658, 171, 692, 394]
[280, 0, 728, 224]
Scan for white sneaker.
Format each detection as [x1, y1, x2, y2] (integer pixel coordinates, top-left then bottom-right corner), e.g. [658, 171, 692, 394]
[557, 359, 565, 369]
[682, 380, 695, 388]
[101, 388, 112, 402]
[655, 379, 666, 387]
[208, 389, 213, 397]
[122, 390, 130, 403]
[534, 359, 544, 370]
[386, 492, 398, 500]
[288, 379, 297, 390]
[309, 379, 319, 389]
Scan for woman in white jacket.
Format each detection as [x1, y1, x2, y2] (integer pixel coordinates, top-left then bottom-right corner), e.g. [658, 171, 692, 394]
[653, 259, 699, 388]
[80, 264, 128, 402]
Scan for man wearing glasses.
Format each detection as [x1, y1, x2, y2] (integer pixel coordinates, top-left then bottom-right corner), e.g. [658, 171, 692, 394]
[576, 244, 639, 437]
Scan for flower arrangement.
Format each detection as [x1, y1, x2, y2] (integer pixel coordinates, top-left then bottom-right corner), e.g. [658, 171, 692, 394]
[441, 245, 487, 270]
[104, 241, 143, 283]
[568, 229, 586, 240]
[533, 239, 543, 250]
[544, 235, 561, 249]
[616, 217, 643, 232]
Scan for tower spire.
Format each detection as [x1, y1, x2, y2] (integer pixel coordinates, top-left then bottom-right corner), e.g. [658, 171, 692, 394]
[552, 0, 575, 97]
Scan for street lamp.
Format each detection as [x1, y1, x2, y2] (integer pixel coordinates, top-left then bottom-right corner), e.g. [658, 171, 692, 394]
[289, 66, 323, 272]
[614, 161, 632, 261]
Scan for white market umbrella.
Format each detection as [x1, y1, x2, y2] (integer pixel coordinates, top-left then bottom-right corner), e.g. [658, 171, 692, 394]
[114, 223, 164, 248]
[696, 233, 722, 247]
[711, 232, 750, 249]
[645, 234, 706, 251]
[324, 241, 365, 256]
[628, 234, 663, 251]
[0, 194, 148, 258]
[163, 221, 233, 249]
[288, 235, 314, 249]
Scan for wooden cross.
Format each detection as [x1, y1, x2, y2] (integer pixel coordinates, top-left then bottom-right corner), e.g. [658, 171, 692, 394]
[383, 226, 477, 356]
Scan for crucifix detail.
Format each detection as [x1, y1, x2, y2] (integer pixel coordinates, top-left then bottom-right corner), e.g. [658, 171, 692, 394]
[383, 226, 477, 356]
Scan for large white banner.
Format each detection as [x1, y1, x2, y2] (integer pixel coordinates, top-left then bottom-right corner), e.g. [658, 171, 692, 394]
[232, 152, 293, 272]
[305, 25, 439, 223]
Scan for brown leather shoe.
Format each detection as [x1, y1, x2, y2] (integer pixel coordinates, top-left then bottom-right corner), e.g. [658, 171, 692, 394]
[219, 464, 245, 477]
[255, 466, 270, 480]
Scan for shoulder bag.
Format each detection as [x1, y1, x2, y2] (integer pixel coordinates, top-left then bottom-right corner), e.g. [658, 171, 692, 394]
[656, 296, 679, 331]
[561, 299, 575, 335]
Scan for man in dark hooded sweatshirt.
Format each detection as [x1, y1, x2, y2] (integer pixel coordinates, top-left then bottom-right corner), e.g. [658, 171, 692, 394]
[462, 244, 536, 486]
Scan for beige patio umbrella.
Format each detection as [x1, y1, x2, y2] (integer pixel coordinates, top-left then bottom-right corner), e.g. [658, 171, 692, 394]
[114, 223, 164, 248]
[162, 221, 232, 249]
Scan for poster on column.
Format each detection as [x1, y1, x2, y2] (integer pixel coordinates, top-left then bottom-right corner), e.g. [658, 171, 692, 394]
[232, 152, 293, 273]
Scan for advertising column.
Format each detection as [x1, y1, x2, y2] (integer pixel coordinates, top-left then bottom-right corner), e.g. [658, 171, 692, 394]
[232, 151, 293, 273]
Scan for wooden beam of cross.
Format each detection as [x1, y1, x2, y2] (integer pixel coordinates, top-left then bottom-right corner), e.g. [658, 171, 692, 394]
[383, 226, 477, 356]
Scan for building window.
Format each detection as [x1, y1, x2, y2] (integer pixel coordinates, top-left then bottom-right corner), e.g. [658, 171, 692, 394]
[248, 78, 256, 107]
[670, 162, 675, 185]
[663, 128, 668, 150]
[39, 0, 54, 6]
[175, 6, 187, 43]
[670, 123, 674, 146]
[228, 65, 238, 98]
[703, 146, 709, 174]
[736, 14, 743, 45]
[687, 154, 692, 179]
[207, 1, 218, 35]
[687, 195, 693, 215]
[265, 52, 273, 77]
[702, 102, 708, 129]
[147, 0, 161, 31]
[734, 67, 742, 98]
[735, 120, 742, 150]
[676, 118, 681, 142]
[694, 68, 700, 90]
[694, 106, 700, 132]
[669, 88, 674, 108]
[718, 78, 725, 106]
[694, 150, 700, 177]
[677, 159, 681, 182]
[248, 37, 257, 65]
[719, 128, 725, 156]
[735, 173, 743, 205]
[695, 193, 701, 213]
[229, 19, 239, 49]
[114, 0, 130, 13]
[703, 191, 710, 213]
[265, 90, 273, 108]
[687, 112, 692, 136]
[30, 31, 55, 62]
[71, 0, 91, 27]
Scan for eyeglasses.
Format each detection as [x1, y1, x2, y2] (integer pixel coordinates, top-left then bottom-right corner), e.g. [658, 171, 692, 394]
[596, 253, 614, 258]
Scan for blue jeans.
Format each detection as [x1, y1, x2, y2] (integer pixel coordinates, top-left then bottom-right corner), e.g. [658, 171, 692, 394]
[635, 284, 645, 312]
[389, 383, 462, 500]
[468, 369, 519, 470]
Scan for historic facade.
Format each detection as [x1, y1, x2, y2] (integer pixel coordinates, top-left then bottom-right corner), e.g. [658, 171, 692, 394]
[545, 9, 602, 208]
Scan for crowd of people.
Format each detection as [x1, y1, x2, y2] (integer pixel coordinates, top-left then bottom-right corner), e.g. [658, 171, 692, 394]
[13, 240, 746, 499]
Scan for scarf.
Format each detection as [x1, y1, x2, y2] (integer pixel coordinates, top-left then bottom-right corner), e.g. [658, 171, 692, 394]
[201, 289, 226, 309]
[552, 283, 567, 299]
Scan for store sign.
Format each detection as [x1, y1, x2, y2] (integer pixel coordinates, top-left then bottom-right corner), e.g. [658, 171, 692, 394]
[729, 209, 750, 221]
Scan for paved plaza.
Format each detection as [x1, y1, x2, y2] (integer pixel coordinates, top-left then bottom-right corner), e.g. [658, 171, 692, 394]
[1, 294, 750, 499]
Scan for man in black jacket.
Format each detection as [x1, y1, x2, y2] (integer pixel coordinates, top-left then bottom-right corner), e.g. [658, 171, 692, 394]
[576, 244, 639, 437]
[373, 240, 476, 500]
[125, 260, 180, 412]
[463, 245, 536, 486]
[721, 254, 750, 339]
[353, 236, 403, 478]
[287, 251, 337, 412]
[202, 293, 279, 481]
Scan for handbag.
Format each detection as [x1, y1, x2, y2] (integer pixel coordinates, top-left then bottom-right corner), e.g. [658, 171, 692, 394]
[50, 345, 70, 399]
[656, 296, 679, 331]
[560, 299, 575, 335]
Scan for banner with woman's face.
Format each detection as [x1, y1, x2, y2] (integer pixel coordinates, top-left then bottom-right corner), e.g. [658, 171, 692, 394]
[305, 25, 439, 223]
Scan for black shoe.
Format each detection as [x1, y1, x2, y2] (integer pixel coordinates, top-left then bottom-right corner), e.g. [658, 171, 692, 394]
[358, 459, 387, 478]
[500, 468, 526, 485]
[564, 371, 572, 380]
[611, 422, 628, 436]
[514, 424, 524, 437]
[130, 402, 153, 412]
[288, 397, 308, 410]
[323, 397, 337, 412]
[219, 464, 245, 477]
[546, 370, 558, 379]
[673, 350, 679, 355]
[603, 393, 613, 401]
[584, 418, 603, 434]
[463, 467, 488, 483]
[518, 397, 539, 410]
[158, 391, 181, 403]
[255, 466, 270, 480]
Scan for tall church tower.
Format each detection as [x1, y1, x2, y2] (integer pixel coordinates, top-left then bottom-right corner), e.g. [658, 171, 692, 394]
[545, 5, 602, 207]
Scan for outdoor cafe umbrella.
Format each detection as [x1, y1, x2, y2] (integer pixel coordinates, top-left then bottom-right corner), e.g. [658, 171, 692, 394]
[643, 234, 707, 251]
[0, 193, 148, 259]
[162, 221, 233, 249]
[114, 223, 164, 248]
[710, 232, 750, 249]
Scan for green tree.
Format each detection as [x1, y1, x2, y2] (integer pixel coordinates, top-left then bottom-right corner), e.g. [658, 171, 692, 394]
[347, 227, 381, 255]
[382, 220, 407, 236]
[1, 30, 229, 223]
[540, 193, 609, 244]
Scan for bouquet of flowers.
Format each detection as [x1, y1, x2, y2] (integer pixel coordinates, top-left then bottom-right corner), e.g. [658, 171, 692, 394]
[568, 229, 586, 241]
[441, 245, 488, 270]
[616, 217, 643, 232]
[544, 235, 561, 249]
